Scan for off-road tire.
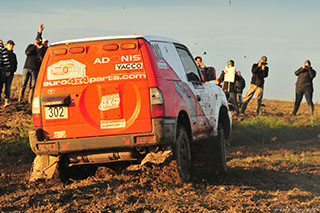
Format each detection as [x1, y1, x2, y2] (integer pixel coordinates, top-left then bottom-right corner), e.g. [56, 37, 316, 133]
[175, 125, 191, 181]
[212, 122, 227, 176]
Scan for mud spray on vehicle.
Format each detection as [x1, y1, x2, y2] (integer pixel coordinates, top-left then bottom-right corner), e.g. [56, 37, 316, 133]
[28, 35, 231, 182]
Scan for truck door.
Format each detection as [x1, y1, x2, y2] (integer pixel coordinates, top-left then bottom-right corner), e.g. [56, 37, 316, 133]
[174, 46, 212, 136]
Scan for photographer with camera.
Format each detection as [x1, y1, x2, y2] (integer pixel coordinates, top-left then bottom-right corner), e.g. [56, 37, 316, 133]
[291, 60, 316, 115]
[35, 24, 48, 65]
[19, 24, 48, 104]
[240, 56, 269, 115]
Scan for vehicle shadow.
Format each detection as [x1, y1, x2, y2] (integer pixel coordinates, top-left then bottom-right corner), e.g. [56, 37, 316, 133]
[190, 141, 320, 196]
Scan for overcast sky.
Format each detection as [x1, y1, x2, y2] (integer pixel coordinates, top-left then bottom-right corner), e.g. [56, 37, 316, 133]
[1, 0, 320, 101]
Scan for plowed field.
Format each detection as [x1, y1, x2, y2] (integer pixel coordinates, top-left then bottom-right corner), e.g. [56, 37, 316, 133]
[0, 75, 319, 212]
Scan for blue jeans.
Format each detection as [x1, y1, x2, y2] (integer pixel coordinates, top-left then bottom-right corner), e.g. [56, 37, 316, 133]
[292, 89, 314, 115]
[0, 73, 14, 100]
[21, 68, 38, 89]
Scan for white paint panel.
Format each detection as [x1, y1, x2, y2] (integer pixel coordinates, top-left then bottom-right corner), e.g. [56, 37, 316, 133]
[151, 42, 187, 81]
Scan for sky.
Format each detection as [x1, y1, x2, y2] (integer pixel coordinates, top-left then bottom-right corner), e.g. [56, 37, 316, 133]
[1, 0, 320, 102]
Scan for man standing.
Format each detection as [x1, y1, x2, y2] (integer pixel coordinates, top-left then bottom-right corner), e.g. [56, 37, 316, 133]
[0, 40, 11, 104]
[35, 24, 48, 66]
[235, 71, 246, 107]
[19, 41, 39, 103]
[1, 40, 17, 107]
[240, 56, 269, 115]
[217, 60, 240, 114]
[19, 24, 48, 103]
[292, 60, 316, 115]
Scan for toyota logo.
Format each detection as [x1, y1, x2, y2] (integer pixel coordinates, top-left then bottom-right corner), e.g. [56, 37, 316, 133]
[47, 89, 56, 95]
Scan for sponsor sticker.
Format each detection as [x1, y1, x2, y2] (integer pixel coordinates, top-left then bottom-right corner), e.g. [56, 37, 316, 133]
[98, 94, 120, 111]
[43, 73, 147, 87]
[47, 59, 86, 80]
[93, 54, 141, 65]
[115, 63, 143, 71]
[100, 119, 126, 129]
[53, 131, 66, 139]
[157, 62, 168, 69]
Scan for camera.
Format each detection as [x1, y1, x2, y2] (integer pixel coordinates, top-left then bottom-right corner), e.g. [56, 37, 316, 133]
[36, 39, 42, 45]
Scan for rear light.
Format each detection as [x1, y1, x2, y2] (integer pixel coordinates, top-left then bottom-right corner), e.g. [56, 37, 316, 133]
[103, 44, 119, 51]
[32, 96, 41, 114]
[32, 97, 42, 127]
[121, 43, 136, 50]
[151, 105, 164, 118]
[69, 46, 85, 54]
[150, 88, 164, 118]
[32, 115, 42, 127]
[52, 48, 67, 55]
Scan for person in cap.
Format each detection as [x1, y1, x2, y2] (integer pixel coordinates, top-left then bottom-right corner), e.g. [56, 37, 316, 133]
[216, 60, 240, 114]
[0, 40, 17, 107]
[291, 60, 316, 115]
[240, 56, 269, 115]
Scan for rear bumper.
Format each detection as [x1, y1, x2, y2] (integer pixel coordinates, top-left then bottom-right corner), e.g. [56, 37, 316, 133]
[29, 118, 177, 155]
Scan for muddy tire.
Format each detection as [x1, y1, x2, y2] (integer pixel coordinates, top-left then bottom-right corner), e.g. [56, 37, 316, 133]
[212, 122, 227, 176]
[175, 125, 191, 182]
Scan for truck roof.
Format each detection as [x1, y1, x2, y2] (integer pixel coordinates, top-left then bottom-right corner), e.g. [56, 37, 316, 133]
[51, 35, 182, 46]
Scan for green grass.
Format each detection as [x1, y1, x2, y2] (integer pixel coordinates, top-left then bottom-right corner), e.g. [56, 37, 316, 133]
[1, 112, 320, 157]
[232, 115, 320, 145]
[0, 123, 33, 157]
[228, 151, 320, 169]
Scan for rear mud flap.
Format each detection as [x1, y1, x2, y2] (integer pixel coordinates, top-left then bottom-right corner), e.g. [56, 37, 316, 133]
[29, 155, 59, 182]
[140, 150, 172, 165]
[126, 150, 172, 171]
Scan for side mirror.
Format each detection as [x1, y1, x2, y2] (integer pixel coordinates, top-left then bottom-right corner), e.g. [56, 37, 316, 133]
[203, 66, 216, 82]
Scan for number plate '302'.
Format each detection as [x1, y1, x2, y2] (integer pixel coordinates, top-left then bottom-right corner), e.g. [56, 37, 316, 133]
[45, 106, 68, 120]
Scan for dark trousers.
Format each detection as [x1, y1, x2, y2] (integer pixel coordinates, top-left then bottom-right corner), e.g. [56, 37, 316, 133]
[225, 91, 239, 113]
[292, 89, 314, 115]
[21, 68, 38, 89]
[0, 74, 14, 100]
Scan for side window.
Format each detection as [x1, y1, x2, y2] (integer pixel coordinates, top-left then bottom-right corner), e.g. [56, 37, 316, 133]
[176, 47, 201, 82]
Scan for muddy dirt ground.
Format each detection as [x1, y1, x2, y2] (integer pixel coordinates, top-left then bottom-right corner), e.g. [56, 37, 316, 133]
[0, 76, 320, 212]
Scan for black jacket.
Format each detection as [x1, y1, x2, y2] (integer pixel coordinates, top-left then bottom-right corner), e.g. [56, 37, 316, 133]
[23, 44, 41, 71]
[0, 43, 10, 71]
[250, 63, 268, 87]
[6, 49, 17, 74]
[35, 32, 48, 64]
[295, 66, 316, 92]
[235, 75, 246, 93]
[0, 43, 11, 82]
[218, 71, 240, 93]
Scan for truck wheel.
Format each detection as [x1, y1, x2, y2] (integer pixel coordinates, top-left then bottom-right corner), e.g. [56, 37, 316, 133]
[175, 125, 191, 181]
[212, 122, 227, 176]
